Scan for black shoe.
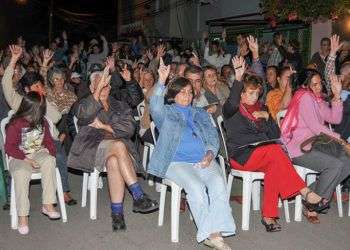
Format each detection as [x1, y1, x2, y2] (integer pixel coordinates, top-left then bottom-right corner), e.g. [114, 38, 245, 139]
[132, 194, 159, 214]
[111, 213, 126, 232]
[261, 218, 282, 233]
[2, 202, 10, 211]
[65, 198, 77, 206]
[302, 198, 330, 213]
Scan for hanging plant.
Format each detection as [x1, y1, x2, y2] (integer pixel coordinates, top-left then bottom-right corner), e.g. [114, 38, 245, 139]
[261, 0, 350, 23]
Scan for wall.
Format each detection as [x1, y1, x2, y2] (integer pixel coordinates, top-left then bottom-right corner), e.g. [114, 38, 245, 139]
[311, 20, 332, 56]
[144, 0, 261, 40]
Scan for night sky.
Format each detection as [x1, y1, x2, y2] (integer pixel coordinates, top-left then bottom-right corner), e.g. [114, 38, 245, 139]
[0, 0, 118, 47]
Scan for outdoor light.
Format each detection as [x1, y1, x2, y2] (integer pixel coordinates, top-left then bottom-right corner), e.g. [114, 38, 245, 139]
[15, 0, 27, 5]
[345, 15, 350, 32]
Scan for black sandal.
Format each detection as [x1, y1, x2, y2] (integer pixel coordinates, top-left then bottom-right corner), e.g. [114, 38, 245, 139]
[302, 191, 330, 213]
[261, 218, 282, 232]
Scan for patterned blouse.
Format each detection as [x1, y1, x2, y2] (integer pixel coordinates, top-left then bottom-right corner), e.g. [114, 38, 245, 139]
[46, 88, 77, 114]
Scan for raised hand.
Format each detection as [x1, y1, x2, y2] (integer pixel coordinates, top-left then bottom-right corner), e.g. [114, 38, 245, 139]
[120, 64, 131, 82]
[9, 45, 23, 63]
[156, 44, 166, 59]
[330, 34, 343, 57]
[231, 56, 246, 82]
[42, 49, 54, 66]
[158, 57, 170, 84]
[105, 56, 116, 72]
[330, 74, 342, 99]
[189, 52, 201, 67]
[247, 35, 259, 59]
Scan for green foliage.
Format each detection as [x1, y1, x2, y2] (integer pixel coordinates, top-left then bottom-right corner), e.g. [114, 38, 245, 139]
[261, 0, 350, 21]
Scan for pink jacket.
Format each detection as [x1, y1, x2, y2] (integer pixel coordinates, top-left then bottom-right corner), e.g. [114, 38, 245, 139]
[282, 93, 343, 158]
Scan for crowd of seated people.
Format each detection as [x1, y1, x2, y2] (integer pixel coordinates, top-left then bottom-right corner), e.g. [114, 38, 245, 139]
[1, 29, 350, 250]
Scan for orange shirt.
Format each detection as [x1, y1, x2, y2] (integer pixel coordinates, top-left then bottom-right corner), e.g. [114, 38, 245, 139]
[266, 89, 283, 120]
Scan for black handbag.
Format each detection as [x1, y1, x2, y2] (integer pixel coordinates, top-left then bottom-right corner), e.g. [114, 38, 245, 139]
[300, 132, 350, 158]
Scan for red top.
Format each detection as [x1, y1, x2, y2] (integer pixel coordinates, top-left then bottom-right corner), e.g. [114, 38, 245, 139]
[5, 117, 56, 160]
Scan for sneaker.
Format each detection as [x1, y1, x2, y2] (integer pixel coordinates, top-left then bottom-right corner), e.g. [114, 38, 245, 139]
[132, 194, 159, 214]
[42, 207, 61, 220]
[204, 237, 231, 250]
[18, 225, 29, 235]
[111, 213, 126, 232]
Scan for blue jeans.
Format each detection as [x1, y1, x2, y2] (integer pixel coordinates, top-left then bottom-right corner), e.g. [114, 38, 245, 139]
[165, 160, 236, 242]
[54, 140, 70, 192]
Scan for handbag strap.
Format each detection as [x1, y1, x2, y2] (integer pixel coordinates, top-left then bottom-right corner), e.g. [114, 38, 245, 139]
[300, 135, 318, 153]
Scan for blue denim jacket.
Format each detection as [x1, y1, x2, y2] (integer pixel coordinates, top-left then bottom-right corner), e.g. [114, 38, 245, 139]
[148, 82, 220, 178]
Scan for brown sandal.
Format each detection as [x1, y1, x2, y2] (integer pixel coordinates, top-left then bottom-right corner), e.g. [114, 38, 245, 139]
[302, 210, 320, 224]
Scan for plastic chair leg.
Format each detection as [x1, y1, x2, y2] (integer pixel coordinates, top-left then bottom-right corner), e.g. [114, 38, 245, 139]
[170, 182, 181, 243]
[348, 189, 350, 217]
[10, 179, 17, 230]
[294, 194, 302, 222]
[158, 183, 167, 226]
[252, 181, 260, 211]
[142, 145, 149, 171]
[81, 172, 88, 207]
[55, 168, 67, 222]
[241, 175, 252, 231]
[98, 176, 103, 189]
[283, 199, 290, 223]
[227, 174, 233, 202]
[89, 169, 99, 220]
[336, 184, 343, 217]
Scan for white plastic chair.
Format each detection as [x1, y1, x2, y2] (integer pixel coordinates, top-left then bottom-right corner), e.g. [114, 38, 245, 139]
[141, 121, 157, 187]
[227, 169, 290, 230]
[151, 119, 227, 242]
[73, 116, 105, 220]
[134, 100, 145, 121]
[276, 109, 287, 128]
[216, 115, 229, 160]
[1, 112, 67, 229]
[158, 155, 227, 243]
[276, 110, 348, 220]
[137, 100, 145, 118]
[217, 113, 290, 230]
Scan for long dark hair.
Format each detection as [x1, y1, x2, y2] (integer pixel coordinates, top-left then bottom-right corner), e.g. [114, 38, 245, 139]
[9, 92, 47, 129]
[165, 77, 193, 104]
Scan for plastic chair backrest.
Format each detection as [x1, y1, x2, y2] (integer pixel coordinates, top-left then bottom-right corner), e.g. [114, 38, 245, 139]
[150, 121, 156, 145]
[1, 111, 15, 171]
[73, 116, 79, 133]
[216, 115, 228, 160]
[276, 109, 287, 128]
[137, 100, 145, 119]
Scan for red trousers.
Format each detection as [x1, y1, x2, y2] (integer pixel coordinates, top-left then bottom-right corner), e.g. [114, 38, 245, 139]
[230, 144, 306, 218]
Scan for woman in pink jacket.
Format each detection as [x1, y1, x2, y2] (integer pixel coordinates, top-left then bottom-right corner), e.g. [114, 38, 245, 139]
[281, 70, 350, 223]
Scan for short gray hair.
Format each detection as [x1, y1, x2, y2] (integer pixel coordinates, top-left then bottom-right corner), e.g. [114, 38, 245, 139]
[47, 67, 66, 87]
[89, 71, 103, 84]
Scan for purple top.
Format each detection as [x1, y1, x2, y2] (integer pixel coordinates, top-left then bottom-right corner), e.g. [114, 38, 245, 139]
[282, 94, 343, 158]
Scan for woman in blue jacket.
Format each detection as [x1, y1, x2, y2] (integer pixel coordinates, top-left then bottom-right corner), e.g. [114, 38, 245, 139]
[148, 58, 235, 250]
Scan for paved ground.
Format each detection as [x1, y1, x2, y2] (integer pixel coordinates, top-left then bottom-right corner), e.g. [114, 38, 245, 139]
[1, 173, 350, 250]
